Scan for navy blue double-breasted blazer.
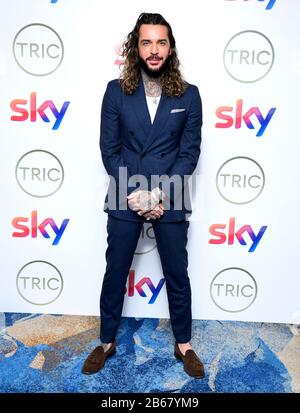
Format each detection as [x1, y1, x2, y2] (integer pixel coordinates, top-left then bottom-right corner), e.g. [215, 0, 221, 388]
[100, 78, 202, 222]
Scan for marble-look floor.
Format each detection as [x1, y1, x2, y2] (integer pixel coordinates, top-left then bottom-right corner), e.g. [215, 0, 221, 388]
[0, 313, 299, 393]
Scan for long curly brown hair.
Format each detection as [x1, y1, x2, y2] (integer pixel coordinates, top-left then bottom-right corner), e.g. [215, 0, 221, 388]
[119, 12, 187, 97]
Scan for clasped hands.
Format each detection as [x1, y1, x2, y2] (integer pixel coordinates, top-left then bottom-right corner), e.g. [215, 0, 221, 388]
[127, 188, 164, 220]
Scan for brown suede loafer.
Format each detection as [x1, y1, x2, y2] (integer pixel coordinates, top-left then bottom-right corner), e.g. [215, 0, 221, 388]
[82, 341, 116, 375]
[174, 343, 205, 379]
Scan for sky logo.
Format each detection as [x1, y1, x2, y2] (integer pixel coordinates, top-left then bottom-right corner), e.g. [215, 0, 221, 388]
[209, 217, 267, 252]
[125, 270, 165, 304]
[215, 99, 276, 137]
[114, 43, 125, 66]
[50, 0, 58, 3]
[10, 92, 70, 130]
[257, 0, 276, 10]
[225, 0, 276, 10]
[12, 210, 69, 245]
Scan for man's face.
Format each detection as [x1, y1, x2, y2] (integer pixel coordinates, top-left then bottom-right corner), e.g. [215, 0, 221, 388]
[138, 24, 171, 78]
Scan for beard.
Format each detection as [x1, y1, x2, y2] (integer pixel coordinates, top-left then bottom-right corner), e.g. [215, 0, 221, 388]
[138, 55, 171, 79]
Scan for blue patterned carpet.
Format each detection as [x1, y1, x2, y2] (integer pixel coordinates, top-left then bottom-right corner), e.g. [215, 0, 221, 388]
[0, 313, 299, 393]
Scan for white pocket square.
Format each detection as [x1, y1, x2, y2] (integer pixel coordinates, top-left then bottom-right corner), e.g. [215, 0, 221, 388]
[170, 108, 186, 113]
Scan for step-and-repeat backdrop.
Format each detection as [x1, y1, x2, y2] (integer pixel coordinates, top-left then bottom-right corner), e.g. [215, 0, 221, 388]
[1, 0, 299, 323]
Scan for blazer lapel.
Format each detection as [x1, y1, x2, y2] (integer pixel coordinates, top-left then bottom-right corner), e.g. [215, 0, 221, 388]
[141, 92, 174, 154]
[129, 79, 152, 140]
[128, 78, 177, 153]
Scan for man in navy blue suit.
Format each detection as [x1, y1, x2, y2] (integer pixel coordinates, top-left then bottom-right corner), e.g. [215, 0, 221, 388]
[82, 12, 204, 378]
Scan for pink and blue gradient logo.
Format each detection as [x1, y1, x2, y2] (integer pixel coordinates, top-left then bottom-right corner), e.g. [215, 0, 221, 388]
[209, 217, 267, 252]
[256, 0, 276, 9]
[125, 270, 165, 304]
[215, 99, 276, 137]
[225, 0, 276, 10]
[10, 92, 70, 130]
[12, 210, 69, 245]
[114, 43, 125, 66]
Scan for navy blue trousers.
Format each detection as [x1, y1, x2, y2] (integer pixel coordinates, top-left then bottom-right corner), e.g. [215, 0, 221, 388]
[100, 214, 192, 343]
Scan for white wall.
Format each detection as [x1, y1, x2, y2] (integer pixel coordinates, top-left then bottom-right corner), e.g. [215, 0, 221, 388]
[0, 0, 299, 323]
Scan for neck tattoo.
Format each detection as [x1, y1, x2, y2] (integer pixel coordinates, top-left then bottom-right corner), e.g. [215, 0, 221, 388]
[141, 71, 162, 105]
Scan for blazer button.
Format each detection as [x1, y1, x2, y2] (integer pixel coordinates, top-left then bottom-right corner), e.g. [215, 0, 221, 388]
[160, 153, 165, 158]
[140, 154, 145, 158]
[129, 131, 134, 136]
